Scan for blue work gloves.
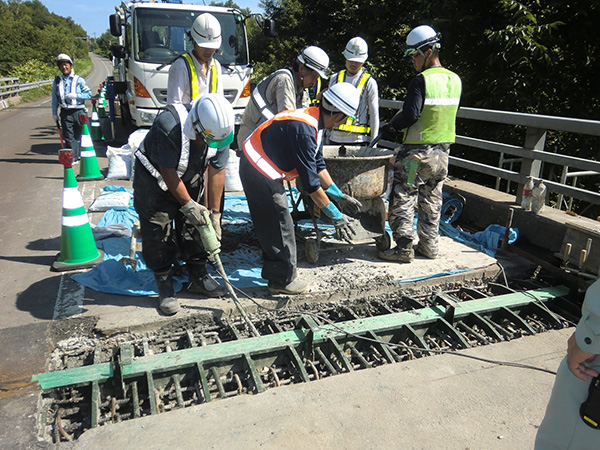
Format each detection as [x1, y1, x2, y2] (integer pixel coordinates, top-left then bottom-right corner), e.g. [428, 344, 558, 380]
[325, 182, 363, 215]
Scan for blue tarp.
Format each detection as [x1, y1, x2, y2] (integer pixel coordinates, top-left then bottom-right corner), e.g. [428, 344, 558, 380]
[73, 188, 517, 296]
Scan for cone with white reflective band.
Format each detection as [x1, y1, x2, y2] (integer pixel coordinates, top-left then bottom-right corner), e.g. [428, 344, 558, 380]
[90, 103, 104, 141]
[53, 152, 104, 271]
[77, 118, 104, 181]
[98, 87, 108, 118]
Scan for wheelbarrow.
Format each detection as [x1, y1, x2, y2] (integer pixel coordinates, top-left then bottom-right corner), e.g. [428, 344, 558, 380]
[289, 144, 395, 263]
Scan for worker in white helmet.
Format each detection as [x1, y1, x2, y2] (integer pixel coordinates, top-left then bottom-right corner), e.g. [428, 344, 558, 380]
[378, 25, 462, 263]
[133, 94, 235, 315]
[237, 45, 331, 148]
[328, 37, 380, 147]
[51, 53, 92, 163]
[167, 13, 227, 241]
[239, 82, 362, 295]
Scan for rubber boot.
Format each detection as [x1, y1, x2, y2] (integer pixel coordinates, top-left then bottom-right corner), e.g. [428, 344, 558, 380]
[153, 270, 180, 315]
[187, 262, 226, 297]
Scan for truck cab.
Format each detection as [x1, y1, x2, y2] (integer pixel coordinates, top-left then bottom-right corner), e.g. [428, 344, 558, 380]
[109, 2, 273, 138]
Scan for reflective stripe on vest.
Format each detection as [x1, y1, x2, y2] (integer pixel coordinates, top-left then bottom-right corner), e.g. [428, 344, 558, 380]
[333, 70, 371, 134]
[243, 107, 322, 181]
[134, 104, 190, 191]
[309, 77, 321, 106]
[403, 67, 461, 144]
[182, 53, 218, 99]
[251, 68, 295, 121]
[58, 75, 81, 109]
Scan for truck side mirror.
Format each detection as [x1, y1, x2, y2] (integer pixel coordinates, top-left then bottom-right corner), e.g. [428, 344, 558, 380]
[110, 43, 126, 59]
[109, 14, 122, 37]
[263, 18, 276, 37]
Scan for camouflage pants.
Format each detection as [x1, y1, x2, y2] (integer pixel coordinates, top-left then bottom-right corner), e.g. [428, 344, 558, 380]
[388, 144, 449, 253]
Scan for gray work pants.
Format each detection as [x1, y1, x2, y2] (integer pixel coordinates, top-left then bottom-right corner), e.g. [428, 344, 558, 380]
[60, 108, 86, 159]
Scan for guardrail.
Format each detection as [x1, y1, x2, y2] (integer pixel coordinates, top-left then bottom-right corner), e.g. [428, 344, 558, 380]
[0, 77, 53, 99]
[379, 98, 600, 211]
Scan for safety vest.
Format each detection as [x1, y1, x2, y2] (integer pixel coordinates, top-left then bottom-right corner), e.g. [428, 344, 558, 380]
[57, 74, 83, 109]
[403, 67, 462, 145]
[309, 77, 321, 106]
[250, 68, 295, 121]
[332, 70, 371, 134]
[182, 53, 218, 99]
[134, 104, 190, 191]
[243, 107, 323, 181]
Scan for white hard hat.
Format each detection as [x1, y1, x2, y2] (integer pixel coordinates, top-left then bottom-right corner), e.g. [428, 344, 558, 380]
[188, 93, 234, 148]
[57, 53, 73, 66]
[404, 25, 441, 57]
[190, 13, 222, 49]
[297, 46, 330, 78]
[343, 37, 368, 63]
[322, 82, 360, 119]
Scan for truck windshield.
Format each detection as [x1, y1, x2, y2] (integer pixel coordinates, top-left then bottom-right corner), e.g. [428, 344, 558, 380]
[134, 8, 248, 66]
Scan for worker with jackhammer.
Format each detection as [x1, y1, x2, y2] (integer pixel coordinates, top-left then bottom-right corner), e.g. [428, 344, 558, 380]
[167, 13, 228, 242]
[133, 93, 234, 315]
[378, 25, 462, 263]
[328, 37, 380, 147]
[239, 82, 362, 295]
[51, 53, 92, 163]
[236, 46, 330, 148]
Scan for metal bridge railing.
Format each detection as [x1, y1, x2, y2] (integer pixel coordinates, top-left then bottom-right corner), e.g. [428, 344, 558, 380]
[379, 98, 600, 210]
[0, 77, 53, 99]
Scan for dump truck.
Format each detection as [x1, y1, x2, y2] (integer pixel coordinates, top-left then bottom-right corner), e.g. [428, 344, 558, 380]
[109, 1, 274, 139]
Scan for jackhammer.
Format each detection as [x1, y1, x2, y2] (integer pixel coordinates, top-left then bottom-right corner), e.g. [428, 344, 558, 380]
[193, 210, 260, 337]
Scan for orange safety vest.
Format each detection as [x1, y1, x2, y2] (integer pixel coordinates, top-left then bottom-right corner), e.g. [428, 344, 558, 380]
[243, 107, 322, 181]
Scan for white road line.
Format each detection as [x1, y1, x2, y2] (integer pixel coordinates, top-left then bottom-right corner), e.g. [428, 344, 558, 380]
[54, 272, 85, 320]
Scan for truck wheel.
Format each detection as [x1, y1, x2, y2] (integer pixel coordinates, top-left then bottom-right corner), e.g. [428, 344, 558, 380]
[120, 100, 132, 127]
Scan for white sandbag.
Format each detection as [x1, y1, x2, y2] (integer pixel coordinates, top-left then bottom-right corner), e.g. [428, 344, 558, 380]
[89, 188, 132, 212]
[106, 145, 134, 180]
[225, 150, 243, 192]
[127, 128, 150, 152]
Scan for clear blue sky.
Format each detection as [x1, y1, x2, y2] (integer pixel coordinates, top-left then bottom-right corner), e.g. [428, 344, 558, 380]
[40, 1, 263, 38]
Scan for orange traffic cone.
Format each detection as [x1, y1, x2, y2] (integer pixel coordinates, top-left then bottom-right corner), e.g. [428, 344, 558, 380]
[52, 149, 104, 271]
[90, 102, 104, 141]
[77, 116, 104, 181]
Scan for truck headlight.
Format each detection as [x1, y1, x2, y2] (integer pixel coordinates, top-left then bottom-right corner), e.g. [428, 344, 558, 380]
[140, 111, 157, 124]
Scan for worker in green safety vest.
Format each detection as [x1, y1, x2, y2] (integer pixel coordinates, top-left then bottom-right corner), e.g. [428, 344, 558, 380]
[328, 37, 380, 147]
[167, 13, 226, 240]
[378, 25, 462, 263]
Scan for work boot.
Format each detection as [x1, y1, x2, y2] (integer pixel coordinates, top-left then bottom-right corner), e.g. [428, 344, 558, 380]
[377, 238, 414, 263]
[187, 262, 226, 297]
[153, 270, 180, 315]
[268, 277, 308, 295]
[415, 242, 438, 259]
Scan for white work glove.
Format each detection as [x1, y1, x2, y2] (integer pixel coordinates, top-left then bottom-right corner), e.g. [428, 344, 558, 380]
[209, 211, 222, 241]
[335, 194, 363, 215]
[53, 115, 59, 123]
[65, 93, 78, 100]
[180, 199, 208, 227]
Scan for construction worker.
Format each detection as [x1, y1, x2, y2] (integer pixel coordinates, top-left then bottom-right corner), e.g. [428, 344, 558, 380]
[328, 37, 379, 146]
[167, 13, 227, 240]
[236, 45, 330, 148]
[51, 53, 92, 163]
[133, 93, 234, 315]
[378, 25, 462, 263]
[535, 279, 600, 449]
[239, 82, 362, 295]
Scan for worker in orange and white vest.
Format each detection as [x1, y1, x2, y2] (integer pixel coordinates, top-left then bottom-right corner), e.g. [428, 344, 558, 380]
[167, 13, 227, 240]
[328, 37, 379, 147]
[239, 82, 363, 295]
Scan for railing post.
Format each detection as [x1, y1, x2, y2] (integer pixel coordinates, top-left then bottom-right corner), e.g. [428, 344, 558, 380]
[516, 127, 546, 203]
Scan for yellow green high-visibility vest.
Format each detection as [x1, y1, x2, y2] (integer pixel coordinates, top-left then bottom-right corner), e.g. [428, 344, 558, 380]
[182, 53, 218, 99]
[403, 67, 461, 145]
[333, 70, 371, 134]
